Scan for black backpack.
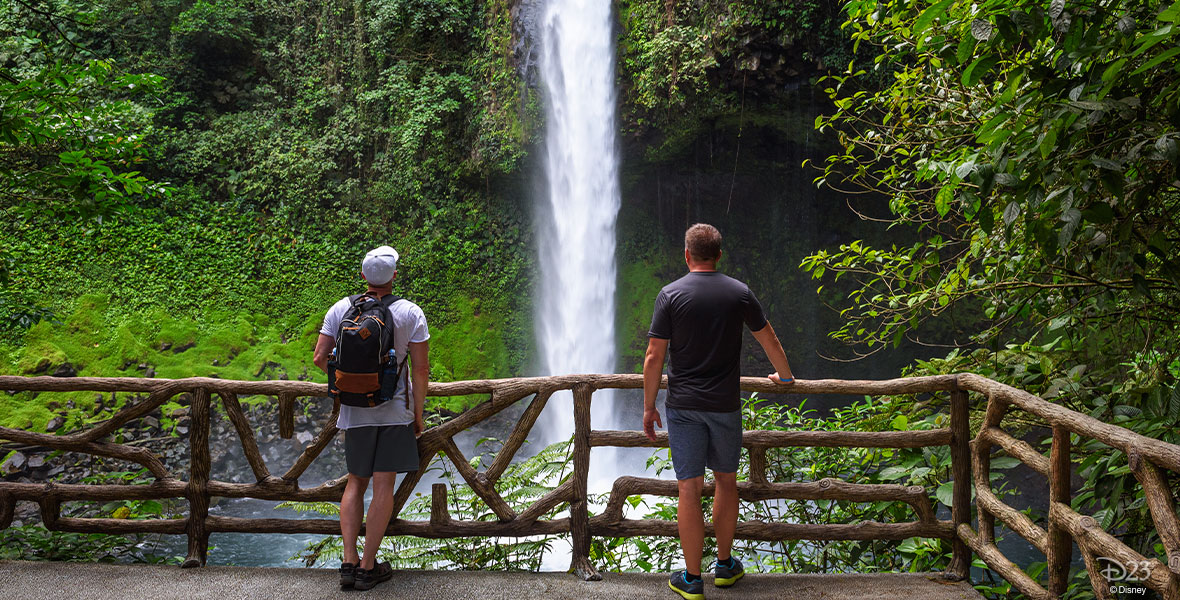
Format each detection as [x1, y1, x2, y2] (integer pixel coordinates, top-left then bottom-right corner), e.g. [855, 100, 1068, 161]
[327, 293, 408, 408]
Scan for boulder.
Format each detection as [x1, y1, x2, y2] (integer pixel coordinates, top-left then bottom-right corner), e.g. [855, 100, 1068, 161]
[295, 430, 314, 445]
[45, 416, 65, 432]
[1, 451, 27, 474]
[26, 454, 46, 469]
[51, 363, 78, 377]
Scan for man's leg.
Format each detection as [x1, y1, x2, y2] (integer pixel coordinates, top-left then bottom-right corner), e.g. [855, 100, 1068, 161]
[359, 470, 398, 570]
[340, 473, 369, 566]
[712, 471, 738, 561]
[677, 475, 706, 576]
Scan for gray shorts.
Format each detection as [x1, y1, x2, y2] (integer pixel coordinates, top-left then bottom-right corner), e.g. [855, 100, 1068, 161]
[666, 407, 742, 480]
[344, 425, 420, 477]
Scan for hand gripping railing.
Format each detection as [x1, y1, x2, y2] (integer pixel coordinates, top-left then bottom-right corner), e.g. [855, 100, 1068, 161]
[0, 373, 1177, 595]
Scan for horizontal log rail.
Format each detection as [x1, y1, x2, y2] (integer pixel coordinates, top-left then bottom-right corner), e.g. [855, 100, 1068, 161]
[1, 372, 1178, 596]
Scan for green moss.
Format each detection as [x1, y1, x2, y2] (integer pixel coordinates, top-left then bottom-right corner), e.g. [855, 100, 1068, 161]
[615, 258, 672, 373]
[429, 295, 512, 412]
[14, 323, 68, 374]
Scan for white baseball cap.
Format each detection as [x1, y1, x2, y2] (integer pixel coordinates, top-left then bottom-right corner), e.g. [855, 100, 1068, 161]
[361, 246, 399, 285]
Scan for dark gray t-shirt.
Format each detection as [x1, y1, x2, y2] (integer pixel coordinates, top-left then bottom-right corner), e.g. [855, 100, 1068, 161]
[648, 271, 768, 412]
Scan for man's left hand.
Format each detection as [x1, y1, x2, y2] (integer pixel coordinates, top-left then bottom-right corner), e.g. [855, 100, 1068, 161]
[770, 372, 795, 384]
[414, 416, 426, 438]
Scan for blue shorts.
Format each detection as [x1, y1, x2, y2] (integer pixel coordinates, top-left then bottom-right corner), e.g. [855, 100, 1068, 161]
[666, 407, 742, 480]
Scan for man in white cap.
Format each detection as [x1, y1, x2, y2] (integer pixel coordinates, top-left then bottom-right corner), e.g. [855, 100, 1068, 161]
[313, 245, 430, 591]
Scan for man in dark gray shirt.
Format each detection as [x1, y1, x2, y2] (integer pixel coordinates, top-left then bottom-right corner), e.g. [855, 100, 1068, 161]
[643, 223, 795, 600]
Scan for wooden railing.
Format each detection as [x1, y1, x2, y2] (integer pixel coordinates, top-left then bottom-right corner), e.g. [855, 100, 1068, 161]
[0, 373, 1177, 596]
[956, 374, 1180, 599]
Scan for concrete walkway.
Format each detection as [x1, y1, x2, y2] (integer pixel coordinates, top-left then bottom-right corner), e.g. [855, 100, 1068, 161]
[0, 561, 984, 600]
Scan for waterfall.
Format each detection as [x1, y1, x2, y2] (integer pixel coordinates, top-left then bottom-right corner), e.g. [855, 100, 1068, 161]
[536, 0, 622, 443]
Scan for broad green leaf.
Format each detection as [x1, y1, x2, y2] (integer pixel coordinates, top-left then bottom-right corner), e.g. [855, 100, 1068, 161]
[936, 481, 954, 507]
[1003, 200, 1021, 225]
[935, 184, 954, 217]
[990, 456, 1022, 470]
[1131, 46, 1180, 75]
[1159, 0, 1180, 22]
[1039, 127, 1058, 159]
[962, 55, 999, 86]
[1091, 157, 1122, 170]
[1102, 58, 1128, 84]
[914, 0, 957, 35]
[1059, 207, 1082, 248]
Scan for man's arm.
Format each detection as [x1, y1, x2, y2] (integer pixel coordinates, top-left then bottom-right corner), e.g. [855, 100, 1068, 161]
[642, 337, 669, 441]
[750, 323, 795, 383]
[409, 340, 429, 437]
[313, 334, 334, 373]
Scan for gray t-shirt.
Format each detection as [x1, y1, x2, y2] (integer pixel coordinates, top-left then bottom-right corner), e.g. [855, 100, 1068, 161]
[320, 296, 430, 429]
[648, 271, 767, 412]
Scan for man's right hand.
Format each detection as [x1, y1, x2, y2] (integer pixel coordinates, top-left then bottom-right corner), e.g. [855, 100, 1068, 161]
[643, 408, 663, 441]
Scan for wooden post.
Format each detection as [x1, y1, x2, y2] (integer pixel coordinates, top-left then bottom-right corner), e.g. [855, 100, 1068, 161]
[1129, 450, 1180, 578]
[1047, 426, 1073, 596]
[183, 387, 211, 568]
[569, 383, 601, 581]
[0, 493, 13, 529]
[430, 484, 451, 525]
[278, 393, 295, 439]
[947, 389, 972, 581]
[749, 447, 768, 485]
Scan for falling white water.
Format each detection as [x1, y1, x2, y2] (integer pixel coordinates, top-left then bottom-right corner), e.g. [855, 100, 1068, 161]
[535, 0, 622, 446]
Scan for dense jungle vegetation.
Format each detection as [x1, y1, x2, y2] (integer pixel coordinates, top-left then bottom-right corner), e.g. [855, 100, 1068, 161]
[2, 0, 1180, 597]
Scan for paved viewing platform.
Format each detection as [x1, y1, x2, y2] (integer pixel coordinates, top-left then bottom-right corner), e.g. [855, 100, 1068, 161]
[0, 561, 983, 599]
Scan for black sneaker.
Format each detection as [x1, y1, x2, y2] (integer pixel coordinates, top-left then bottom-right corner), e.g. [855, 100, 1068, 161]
[353, 561, 393, 591]
[714, 556, 744, 588]
[668, 570, 705, 600]
[338, 562, 357, 589]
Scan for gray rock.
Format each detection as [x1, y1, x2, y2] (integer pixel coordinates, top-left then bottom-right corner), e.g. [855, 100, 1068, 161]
[46, 416, 65, 432]
[1, 451, 27, 474]
[51, 363, 78, 377]
[295, 431, 314, 445]
[26, 454, 46, 469]
[142, 416, 159, 430]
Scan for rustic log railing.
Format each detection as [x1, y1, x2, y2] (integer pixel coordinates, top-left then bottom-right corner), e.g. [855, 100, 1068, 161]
[0, 373, 1178, 596]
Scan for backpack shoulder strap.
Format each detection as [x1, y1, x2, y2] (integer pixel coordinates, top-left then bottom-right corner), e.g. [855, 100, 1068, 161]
[378, 294, 404, 353]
